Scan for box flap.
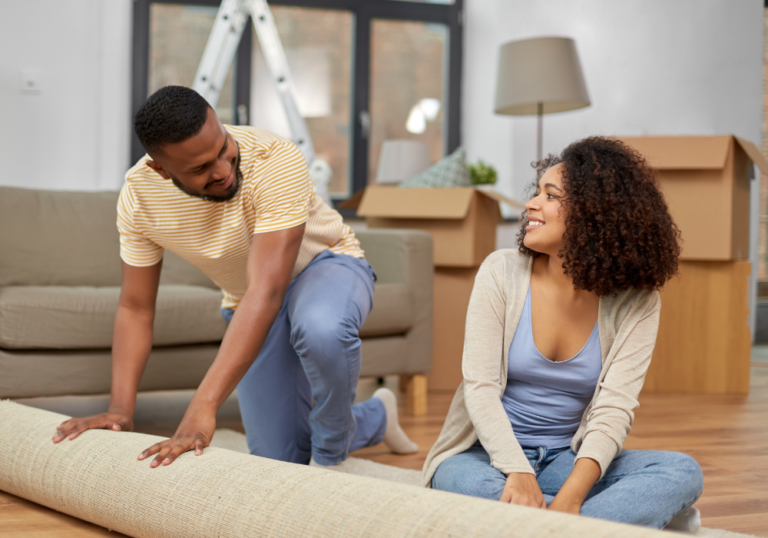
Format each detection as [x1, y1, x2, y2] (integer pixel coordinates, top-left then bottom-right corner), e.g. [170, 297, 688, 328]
[337, 188, 365, 210]
[476, 189, 526, 209]
[618, 136, 731, 170]
[357, 186, 475, 219]
[734, 136, 768, 176]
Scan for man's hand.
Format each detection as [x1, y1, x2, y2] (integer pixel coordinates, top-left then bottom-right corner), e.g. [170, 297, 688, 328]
[53, 409, 134, 443]
[500, 472, 547, 508]
[138, 403, 216, 468]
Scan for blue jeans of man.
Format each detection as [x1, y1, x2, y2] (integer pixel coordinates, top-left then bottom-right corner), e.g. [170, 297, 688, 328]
[432, 441, 704, 529]
[221, 250, 387, 466]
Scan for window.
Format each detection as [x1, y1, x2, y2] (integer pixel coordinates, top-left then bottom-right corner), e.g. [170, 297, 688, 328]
[131, 0, 463, 207]
[760, 3, 768, 296]
[148, 4, 237, 124]
[251, 6, 353, 198]
[369, 19, 447, 183]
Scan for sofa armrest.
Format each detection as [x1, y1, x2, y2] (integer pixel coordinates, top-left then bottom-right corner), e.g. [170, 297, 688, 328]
[357, 229, 433, 376]
[356, 229, 432, 286]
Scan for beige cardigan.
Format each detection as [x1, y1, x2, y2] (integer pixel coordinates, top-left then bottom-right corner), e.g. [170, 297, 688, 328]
[422, 249, 661, 487]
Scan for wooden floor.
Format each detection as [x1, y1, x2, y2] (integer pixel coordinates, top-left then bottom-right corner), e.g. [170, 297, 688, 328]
[2, 361, 768, 537]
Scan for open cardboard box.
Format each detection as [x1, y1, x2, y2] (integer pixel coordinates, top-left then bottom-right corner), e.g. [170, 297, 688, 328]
[350, 186, 524, 267]
[618, 135, 768, 260]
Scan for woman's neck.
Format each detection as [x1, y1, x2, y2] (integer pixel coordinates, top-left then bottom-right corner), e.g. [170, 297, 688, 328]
[533, 254, 587, 300]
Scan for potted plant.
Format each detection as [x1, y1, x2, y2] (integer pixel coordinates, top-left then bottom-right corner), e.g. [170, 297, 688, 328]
[468, 160, 497, 190]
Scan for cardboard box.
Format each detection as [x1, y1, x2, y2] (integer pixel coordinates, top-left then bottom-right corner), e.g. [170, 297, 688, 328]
[427, 267, 479, 392]
[645, 260, 751, 394]
[618, 136, 768, 261]
[356, 186, 524, 267]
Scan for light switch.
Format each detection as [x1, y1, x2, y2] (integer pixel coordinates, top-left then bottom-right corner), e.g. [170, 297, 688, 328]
[20, 69, 42, 94]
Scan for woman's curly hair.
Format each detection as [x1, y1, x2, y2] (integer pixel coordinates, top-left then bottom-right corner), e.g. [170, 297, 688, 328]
[517, 136, 682, 296]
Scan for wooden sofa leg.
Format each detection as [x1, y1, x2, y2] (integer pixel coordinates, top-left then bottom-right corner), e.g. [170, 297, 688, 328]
[400, 374, 428, 416]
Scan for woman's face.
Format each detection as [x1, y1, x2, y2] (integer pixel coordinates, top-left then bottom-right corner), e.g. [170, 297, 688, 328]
[523, 163, 568, 257]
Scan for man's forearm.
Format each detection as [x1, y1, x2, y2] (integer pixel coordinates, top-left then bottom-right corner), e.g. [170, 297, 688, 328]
[190, 287, 284, 412]
[109, 305, 155, 415]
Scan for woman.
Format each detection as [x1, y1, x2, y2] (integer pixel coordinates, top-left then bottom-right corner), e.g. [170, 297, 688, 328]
[423, 137, 703, 531]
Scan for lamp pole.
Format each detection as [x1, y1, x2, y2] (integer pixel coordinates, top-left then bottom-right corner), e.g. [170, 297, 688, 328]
[536, 101, 543, 163]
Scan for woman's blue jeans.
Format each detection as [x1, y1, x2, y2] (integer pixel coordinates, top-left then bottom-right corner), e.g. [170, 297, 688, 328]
[221, 250, 386, 466]
[433, 441, 703, 529]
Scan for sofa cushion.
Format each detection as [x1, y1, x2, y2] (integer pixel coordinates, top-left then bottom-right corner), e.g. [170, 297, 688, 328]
[0, 187, 123, 287]
[1, 280, 412, 350]
[360, 283, 412, 338]
[0, 285, 227, 350]
[0, 186, 217, 289]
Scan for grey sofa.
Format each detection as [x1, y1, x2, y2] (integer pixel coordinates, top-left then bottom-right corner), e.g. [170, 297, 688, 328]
[0, 186, 433, 413]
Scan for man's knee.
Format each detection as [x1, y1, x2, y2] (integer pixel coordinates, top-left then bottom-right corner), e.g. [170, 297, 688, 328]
[290, 309, 361, 376]
[247, 436, 310, 465]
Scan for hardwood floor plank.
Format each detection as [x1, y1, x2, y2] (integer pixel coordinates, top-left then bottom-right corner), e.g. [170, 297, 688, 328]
[0, 491, 126, 537]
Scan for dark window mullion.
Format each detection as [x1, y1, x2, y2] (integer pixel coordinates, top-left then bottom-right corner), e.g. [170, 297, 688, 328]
[131, 0, 151, 163]
[345, 7, 372, 207]
[266, 0, 451, 23]
[446, 0, 463, 153]
[235, 20, 253, 125]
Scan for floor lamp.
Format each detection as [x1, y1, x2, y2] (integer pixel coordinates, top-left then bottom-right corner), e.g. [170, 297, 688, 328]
[494, 36, 590, 163]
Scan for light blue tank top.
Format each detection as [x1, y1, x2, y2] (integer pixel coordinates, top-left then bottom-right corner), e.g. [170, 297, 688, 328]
[501, 286, 602, 448]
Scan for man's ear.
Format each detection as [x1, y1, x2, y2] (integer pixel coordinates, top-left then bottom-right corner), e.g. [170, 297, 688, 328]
[145, 159, 171, 180]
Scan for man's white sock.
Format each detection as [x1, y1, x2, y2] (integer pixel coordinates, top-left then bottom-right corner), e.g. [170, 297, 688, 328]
[373, 388, 418, 455]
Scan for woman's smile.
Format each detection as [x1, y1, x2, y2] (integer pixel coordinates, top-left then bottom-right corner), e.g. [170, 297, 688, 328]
[526, 218, 545, 231]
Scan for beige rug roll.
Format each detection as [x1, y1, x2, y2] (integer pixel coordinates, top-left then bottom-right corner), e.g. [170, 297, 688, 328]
[0, 401, 666, 538]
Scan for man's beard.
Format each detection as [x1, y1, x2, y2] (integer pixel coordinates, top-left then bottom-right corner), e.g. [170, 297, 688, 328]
[171, 148, 242, 204]
[171, 171, 241, 203]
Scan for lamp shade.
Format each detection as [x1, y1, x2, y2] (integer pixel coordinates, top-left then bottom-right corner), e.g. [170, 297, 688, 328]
[494, 37, 590, 116]
[375, 140, 431, 184]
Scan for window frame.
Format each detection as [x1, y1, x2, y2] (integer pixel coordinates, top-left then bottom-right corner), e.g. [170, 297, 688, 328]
[131, 0, 463, 210]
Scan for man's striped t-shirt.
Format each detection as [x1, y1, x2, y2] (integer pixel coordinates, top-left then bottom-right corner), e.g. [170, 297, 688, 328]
[117, 125, 364, 310]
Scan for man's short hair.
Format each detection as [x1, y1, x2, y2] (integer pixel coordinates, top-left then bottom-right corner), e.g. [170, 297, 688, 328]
[134, 86, 211, 154]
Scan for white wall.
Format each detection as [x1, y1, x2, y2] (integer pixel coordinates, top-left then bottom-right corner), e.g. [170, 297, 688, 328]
[0, 0, 132, 192]
[462, 0, 764, 332]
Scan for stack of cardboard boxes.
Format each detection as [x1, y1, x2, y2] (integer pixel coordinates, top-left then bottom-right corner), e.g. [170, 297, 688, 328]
[620, 136, 768, 394]
[358, 186, 521, 392]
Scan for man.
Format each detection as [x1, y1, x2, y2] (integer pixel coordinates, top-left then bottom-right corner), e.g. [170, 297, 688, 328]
[53, 85, 417, 468]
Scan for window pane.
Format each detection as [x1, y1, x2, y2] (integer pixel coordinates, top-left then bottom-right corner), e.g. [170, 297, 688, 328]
[369, 19, 447, 183]
[251, 7, 353, 199]
[760, 7, 768, 295]
[149, 4, 235, 124]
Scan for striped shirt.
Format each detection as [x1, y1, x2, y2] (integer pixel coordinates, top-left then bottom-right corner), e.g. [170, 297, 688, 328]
[117, 125, 363, 309]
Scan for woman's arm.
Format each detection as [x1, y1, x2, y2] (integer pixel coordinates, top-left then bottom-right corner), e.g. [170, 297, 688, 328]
[547, 458, 601, 514]
[462, 254, 534, 476]
[575, 290, 662, 477]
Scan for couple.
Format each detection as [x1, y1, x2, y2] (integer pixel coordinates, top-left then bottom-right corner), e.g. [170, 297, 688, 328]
[53, 86, 702, 530]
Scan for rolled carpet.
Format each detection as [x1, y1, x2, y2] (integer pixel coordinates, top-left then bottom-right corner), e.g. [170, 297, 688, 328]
[0, 401, 665, 538]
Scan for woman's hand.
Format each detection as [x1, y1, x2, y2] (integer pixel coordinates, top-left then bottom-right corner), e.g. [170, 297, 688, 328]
[500, 472, 547, 508]
[138, 403, 216, 468]
[547, 496, 581, 515]
[53, 408, 134, 443]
